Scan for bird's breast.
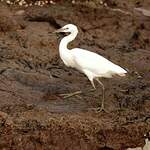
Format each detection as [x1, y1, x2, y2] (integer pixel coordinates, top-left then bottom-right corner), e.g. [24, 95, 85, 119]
[60, 53, 75, 68]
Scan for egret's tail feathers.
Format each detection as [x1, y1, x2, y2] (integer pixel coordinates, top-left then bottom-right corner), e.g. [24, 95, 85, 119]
[114, 65, 127, 77]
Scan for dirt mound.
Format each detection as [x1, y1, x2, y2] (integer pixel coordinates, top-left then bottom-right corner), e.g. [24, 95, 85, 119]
[0, 3, 20, 32]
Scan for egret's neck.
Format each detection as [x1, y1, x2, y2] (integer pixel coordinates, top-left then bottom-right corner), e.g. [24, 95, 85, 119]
[59, 31, 78, 52]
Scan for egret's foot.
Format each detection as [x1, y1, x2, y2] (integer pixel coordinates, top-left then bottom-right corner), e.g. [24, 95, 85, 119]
[88, 105, 108, 113]
[59, 91, 82, 99]
[97, 106, 108, 113]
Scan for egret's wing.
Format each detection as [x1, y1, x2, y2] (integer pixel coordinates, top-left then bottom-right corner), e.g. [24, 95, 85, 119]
[71, 48, 126, 75]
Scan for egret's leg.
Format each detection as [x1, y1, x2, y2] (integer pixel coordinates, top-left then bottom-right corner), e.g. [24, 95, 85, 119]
[90, 79, 96, 89]
[60, 79, 96, 99]
[60, 88, 95, 99]
[95, 78, 107, 112]
[60, 91, 82, 98]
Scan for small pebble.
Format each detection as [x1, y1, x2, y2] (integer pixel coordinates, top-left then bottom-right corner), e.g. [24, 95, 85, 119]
[15, 10, 25, 15]
[0, 111, 8, 119]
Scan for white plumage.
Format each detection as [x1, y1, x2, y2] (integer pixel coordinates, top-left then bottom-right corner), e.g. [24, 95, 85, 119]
[54, 24, 127, 111]
[70, 48, 126, 77]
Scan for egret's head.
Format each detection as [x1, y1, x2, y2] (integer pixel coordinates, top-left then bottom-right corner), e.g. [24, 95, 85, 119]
[53, 24, 78, 33]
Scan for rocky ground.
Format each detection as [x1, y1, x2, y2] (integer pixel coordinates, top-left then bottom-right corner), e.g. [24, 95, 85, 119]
[0, 0, 149, 149]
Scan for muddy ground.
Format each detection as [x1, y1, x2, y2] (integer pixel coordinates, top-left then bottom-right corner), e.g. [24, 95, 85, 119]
[0, 0, 150, 149]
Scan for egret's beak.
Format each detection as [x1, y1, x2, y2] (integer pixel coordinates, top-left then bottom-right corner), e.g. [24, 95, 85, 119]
[48, 28, 63, 35]
[53, 28, 64, 33]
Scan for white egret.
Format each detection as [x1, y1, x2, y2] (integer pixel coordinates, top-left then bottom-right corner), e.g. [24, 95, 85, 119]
[54, 24, 127, 112]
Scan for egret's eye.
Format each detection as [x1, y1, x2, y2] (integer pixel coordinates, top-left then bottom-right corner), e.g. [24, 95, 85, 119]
[65, 27, 69, 30]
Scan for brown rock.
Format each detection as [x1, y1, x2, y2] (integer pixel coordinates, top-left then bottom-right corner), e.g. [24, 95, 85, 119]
[0, 3, 20, 32]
